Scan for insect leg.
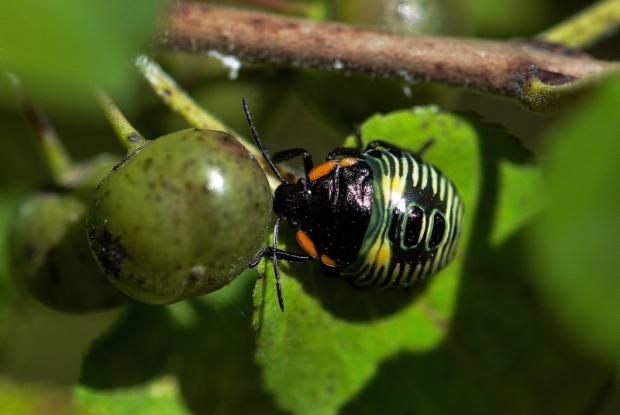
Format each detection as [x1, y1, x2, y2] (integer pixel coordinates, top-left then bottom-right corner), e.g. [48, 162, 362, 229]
[415, 138, 435, 157]
[266, 248, 310, 262]
[272, 218, 286, 311]
[325, 147, 362, 160]
[367, 138, 436, 157]
[248, 248, 310, 268]
[366, 139, 404, 154]
[324, 127, 365, 160]
[271, 148, 314, 176]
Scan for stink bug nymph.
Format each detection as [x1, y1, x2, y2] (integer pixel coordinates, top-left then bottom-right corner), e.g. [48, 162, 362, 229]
[244, 99, 463, 311]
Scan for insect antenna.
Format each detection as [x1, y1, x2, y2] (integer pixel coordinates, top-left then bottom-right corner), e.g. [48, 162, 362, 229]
[242, 98, 288, 184]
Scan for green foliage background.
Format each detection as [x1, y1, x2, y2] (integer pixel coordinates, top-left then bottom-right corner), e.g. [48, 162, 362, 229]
[0, 0, 618, 414]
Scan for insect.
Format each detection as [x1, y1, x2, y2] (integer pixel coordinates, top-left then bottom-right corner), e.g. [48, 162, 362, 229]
[244, 99, 464, 311]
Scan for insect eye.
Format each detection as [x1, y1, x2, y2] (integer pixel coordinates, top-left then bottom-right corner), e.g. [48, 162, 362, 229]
[428, 212, 446, 249]
[404, 206, 424, 248]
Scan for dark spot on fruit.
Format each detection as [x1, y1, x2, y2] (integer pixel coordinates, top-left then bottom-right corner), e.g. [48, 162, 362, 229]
[182, 159, 198, 171]
[163, 88, 172, 96]
[143, 158, 153, 170]
[213, 131, 247, 157]
[96, 227, 129, 280]
[24, 244, 38, 261]
[49, 259, 61, 285]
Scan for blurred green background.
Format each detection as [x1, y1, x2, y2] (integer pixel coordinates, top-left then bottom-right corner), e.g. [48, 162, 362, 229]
[0, 0, 618, 414]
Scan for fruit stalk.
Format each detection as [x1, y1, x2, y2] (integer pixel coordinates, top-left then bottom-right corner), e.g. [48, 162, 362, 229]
[538, 0, 620, 48]
[95, 89, 148, 151]
[9, 74, 73, 184]
[135, 55, 284, 190]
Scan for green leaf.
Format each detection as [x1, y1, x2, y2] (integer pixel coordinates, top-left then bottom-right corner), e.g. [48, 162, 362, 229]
[174, 292, 284, 415]
[532, 77, 620, 364]
[252, 107, 544, 415]
[80, 305, 178, 389]
[76, 376, 189, 415]
[0, 376, 73, 415]
[0, 0, 164, 111]
[78, 272, 283, 415]
[342, 222, 614, 415]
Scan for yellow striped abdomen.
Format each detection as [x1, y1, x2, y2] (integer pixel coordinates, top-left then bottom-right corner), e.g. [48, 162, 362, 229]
[340, 146, 463, 288]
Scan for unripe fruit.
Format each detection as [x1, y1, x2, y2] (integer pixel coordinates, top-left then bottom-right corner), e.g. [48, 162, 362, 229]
[8, 78, 128, 312]
[87, 128, 272, 304]
[333, 0, 467, 35]
[11, 158, 128, 312]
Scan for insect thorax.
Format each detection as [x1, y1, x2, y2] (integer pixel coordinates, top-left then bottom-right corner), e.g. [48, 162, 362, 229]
[298, 161, 374, 267]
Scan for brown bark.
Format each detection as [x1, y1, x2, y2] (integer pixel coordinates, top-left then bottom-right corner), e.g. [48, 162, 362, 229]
[162, 2, 619, 107]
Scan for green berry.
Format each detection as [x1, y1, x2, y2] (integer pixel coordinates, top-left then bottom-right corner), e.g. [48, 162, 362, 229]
[333, 0, 467, 35]
[87, 128, 272, 305]
[11, 191, 127, 312]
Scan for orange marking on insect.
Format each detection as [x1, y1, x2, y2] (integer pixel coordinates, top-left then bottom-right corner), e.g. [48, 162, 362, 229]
[308, 160, 338, 182]
[296, 229, 318, 258]
[320, 254, 337, 267]
[339, 157, 358, 168]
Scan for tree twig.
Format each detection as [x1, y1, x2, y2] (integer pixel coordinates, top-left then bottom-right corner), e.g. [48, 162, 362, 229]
[538, 0, 620, 49]
[161, 2, 619, 112]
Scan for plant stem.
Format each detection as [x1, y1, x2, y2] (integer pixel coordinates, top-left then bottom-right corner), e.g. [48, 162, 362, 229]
[135, 55, 283, 191]
[135, 55, 233, 134]
[8, 74, 73, 184]
[95, 89, 148, 152]
[161, 2, 619, 112]
[538, 0, 620, 48]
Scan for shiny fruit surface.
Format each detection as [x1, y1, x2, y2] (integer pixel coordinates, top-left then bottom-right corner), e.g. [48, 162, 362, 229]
[87, 128, 272, 304]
